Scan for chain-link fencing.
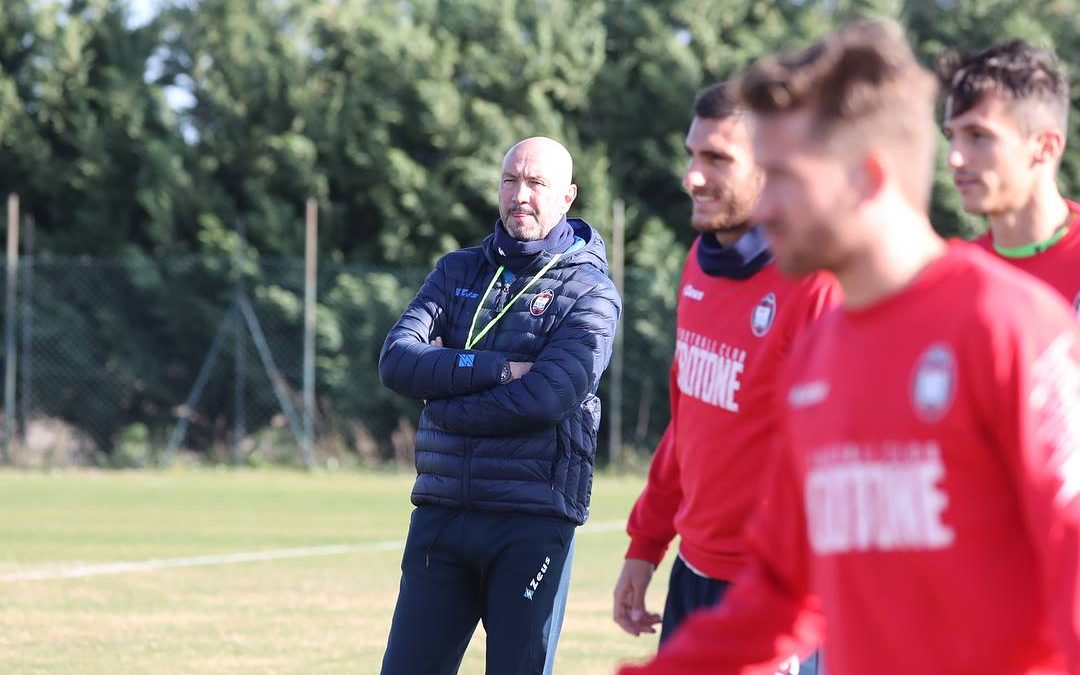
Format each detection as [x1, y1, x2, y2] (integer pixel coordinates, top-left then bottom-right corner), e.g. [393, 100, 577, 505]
[0, 256, 678, 469]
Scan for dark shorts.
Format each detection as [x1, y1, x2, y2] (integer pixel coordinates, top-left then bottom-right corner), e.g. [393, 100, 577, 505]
[660, 555, 825, 674]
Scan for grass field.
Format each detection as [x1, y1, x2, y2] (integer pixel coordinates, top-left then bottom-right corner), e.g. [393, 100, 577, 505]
[0, 469, 673, 674]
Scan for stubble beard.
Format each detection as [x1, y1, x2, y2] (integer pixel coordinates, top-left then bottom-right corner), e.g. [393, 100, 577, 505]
[504, 216, 545, 241]
[690, 174, 762, 237]
[690, 190, 757, 236]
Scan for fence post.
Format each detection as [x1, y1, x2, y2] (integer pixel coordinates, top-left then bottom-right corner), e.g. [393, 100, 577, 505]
[162, 309, 238, 465]
[302, 198, 318, 465]
[20, 216, 33, 448]
[3, 195, 20, 465]
[608, 199, 625, 471]
[237, 295, 311, 466]
[233, 219, 247, 464]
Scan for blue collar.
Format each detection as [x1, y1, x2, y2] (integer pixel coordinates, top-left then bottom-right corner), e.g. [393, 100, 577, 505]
[696, 227, 773, 279]
[492, 216, 575, 273]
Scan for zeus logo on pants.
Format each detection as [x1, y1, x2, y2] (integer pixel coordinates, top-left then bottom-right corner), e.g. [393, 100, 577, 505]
[523, 556, 551, 601]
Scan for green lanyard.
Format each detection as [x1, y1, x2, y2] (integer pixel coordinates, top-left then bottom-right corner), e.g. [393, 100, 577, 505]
[465, 254, 562, 350]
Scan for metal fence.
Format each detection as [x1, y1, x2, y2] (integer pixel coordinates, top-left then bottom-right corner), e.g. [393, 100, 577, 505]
[0, 255, 678, 469]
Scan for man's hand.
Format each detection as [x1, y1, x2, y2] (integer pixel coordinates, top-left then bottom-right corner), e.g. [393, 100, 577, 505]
[508, 361, 533, 380]
[613, 558, 662, 636]
[431, 337, 443, 347]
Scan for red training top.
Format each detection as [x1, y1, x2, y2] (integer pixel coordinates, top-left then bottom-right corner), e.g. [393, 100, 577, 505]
[625, 238, 839, 580]
[975, 198, 1080, 317]
[620, 243, 1080, 675]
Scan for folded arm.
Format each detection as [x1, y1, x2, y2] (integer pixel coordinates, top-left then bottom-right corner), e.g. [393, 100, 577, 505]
[424, 284, 620, 435]
[379, 259, 508, 400]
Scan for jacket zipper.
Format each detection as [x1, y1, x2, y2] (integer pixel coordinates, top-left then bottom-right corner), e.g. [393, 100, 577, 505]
[491, 278, 510, 312]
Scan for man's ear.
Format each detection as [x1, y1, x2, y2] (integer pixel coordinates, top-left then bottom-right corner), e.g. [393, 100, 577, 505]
[564, 183, 578, 212]
[855, 151, 887, 203]
[1033, 128, 1065, 166]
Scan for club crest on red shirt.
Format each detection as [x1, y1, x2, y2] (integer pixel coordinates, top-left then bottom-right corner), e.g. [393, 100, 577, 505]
[751, 292, 777, 337]
[530, 289, 555, 317]
[911, 343, 956, 423]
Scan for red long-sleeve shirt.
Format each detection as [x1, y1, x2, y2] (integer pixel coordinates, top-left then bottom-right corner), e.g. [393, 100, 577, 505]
[625, 239, 838, 580]
[620, 243, 1080, 675]
[975, 198, 1080, 316]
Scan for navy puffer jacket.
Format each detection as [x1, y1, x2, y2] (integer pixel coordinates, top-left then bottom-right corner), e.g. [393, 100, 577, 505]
[379, 218, 621, 525]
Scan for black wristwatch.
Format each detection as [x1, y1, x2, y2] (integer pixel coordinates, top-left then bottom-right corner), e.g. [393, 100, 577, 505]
[499, 360, 512, 384]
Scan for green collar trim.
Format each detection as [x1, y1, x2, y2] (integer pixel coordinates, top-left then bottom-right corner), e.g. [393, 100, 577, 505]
[994, 225, 1070, 259]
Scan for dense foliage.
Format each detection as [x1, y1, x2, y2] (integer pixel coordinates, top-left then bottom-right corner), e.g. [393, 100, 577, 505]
[2, 0, 1078, 463]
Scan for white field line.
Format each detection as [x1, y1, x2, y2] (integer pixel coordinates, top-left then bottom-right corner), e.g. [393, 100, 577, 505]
[0, 519, 626, 583]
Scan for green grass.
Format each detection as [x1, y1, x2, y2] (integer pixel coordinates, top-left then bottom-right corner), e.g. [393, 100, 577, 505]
[0, 469, 672, 674]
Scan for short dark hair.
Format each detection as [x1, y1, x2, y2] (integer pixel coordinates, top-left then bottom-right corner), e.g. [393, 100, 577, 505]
[946, 40, 1069, 132]
[734, 20, 938, 207]
[693, 81, 740, 120]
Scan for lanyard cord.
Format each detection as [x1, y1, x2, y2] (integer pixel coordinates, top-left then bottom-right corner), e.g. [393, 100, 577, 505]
[465, 254, 562, 350]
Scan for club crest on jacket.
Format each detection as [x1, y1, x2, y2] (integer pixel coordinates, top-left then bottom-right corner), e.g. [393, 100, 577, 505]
[530, 289, 555, 317]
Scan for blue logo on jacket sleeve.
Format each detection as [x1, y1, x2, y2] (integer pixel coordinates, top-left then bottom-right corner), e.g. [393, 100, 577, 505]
[457, 353, 475, 367]
[455, 288, 480, 299]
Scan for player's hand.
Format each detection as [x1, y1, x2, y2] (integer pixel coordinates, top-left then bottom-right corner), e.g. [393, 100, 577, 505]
[775, 654, 800, 674]
[508, 361, 532, 380]
[613, 558, 662, 636]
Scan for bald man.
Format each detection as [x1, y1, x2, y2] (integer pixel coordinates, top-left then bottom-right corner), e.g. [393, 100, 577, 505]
[500, 137, 578, 241]
[379, 137, 622, 674]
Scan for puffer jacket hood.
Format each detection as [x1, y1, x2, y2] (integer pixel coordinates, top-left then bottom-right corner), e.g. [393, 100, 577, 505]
[481, 218, 610, 277]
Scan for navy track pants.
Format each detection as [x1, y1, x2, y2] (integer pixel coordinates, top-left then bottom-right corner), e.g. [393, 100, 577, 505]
[381, 505, 576, 675]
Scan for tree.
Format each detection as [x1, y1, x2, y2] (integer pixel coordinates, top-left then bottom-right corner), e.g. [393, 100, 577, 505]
[7, 0, 1080, 462]
[0, 0, 193, 255]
